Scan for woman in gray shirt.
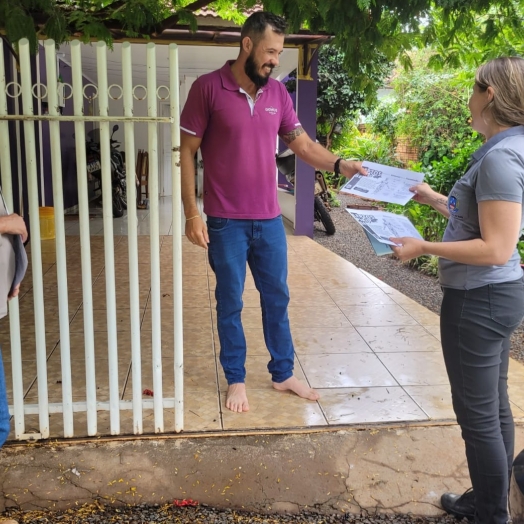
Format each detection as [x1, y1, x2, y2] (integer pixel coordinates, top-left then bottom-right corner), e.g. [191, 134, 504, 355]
[392, 57, 524, 524]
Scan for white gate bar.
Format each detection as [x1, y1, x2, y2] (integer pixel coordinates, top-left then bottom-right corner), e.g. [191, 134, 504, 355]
[96, 41, 120, 435]
[147, 42, 164, 432]
[71, 40, 97, 436]
[169, 44, 184, 433]
[0, 115, 173, 123]
[18, 39, 49, 438]
[122, 42, 143, 434]
[44, 40, 74, 438]
[0, 39, 25, 438]
[35, 47, 45, 206]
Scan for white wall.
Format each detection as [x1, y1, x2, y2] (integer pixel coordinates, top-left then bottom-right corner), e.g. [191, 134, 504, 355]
[277, 190, 296, 225]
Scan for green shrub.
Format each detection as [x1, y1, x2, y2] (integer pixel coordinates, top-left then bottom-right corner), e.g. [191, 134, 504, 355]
[328, 190, 341, 207]
[368, 100, 402, 145]
[518, 241, 524, 263]
[324, 121, 361, 154]
[421, 135, 483, 195]
[337, 133, 401, 166]
[411, 255, 440, 277]
[390, 63, 479, 168]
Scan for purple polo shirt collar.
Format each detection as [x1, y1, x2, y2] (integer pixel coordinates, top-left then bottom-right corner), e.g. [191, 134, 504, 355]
[219, 60, 272, 93]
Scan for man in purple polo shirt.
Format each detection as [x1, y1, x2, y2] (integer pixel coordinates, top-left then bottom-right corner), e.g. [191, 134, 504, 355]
[180, 11, 364, 413]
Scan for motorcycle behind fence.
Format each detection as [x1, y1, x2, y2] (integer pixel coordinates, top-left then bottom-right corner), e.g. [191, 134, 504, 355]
[276, 148, 336, 235]
[85, 124, 127, 218]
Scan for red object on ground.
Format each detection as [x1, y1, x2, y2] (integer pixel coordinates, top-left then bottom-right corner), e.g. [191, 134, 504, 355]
[142, 389, 154, 397]
[173, 498, 199, 507]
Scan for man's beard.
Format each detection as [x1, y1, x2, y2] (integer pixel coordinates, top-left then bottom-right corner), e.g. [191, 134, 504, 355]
[245, 52, 273, 88]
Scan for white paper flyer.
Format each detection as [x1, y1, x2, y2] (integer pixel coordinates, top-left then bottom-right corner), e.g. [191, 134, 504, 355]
[346, 208, 424, 247]
[340, 161, 424, 205]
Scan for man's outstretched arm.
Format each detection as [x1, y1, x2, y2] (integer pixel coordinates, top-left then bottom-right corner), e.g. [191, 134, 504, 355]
[281, 127, 365, 179]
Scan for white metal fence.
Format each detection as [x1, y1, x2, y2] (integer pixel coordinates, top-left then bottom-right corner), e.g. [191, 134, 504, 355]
[0, 38, 184, 440]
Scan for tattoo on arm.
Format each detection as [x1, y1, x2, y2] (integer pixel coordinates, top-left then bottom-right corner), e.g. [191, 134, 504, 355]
[281, 126, 305, 145]
[431, 196, 449, 208]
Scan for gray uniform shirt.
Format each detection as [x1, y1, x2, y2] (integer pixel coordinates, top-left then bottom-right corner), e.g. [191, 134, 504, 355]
[439, 126, 524, 289]
[0, 193, 15, 319]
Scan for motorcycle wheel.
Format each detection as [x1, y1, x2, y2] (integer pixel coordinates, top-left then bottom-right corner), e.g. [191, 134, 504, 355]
[314, 195, 336, 235]
[112, 190, 125, 218]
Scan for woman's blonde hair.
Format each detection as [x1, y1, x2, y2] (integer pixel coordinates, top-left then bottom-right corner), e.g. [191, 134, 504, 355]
[475, 56, 524, 127]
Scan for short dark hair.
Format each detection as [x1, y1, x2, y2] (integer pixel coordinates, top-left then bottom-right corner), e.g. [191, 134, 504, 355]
[240, 11, 287, 47]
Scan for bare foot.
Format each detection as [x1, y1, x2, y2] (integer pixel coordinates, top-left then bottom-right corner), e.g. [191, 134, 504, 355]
[226, 383, 250, 413]
[273, 376, 320, 401]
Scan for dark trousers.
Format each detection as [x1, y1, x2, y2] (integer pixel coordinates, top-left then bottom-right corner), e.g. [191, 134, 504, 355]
[441, 277, 524, 524]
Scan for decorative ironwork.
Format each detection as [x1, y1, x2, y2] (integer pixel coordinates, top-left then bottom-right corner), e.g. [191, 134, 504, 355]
[156, 85, 170, 100]
[5, 81, 21, 98]
[108, 84, 123, 101]
[133, 84, 147, 101]
[82, 83, 98, 101]
[61, 82, 74, 100]
[32, 82, 48, 100]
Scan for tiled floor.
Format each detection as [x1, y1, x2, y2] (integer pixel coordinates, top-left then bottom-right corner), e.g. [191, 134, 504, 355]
[3, 198, 524, 439]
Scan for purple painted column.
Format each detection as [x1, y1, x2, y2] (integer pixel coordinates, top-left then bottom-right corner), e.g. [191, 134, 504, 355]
[293, 51, 318, 237]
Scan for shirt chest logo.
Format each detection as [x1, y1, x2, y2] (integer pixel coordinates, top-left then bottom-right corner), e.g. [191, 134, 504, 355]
[448, 195, 459, 213]
[448, 194, 465, 220]
[265, 106, 278, 115]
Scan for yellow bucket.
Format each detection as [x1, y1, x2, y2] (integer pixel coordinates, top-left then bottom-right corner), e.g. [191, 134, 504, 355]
[39, 207, 55, 240]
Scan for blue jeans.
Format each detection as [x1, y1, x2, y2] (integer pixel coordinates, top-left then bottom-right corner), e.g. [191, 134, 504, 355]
[0, 348, 10, 447]
[441, 277, 524, 524]
[207, 216, 294, 385]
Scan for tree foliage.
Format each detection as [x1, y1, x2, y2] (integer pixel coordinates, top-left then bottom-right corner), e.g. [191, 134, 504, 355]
[391, 68, 476, 166]
[1, 0, 523, 83]
[315, 46, 392, 146]
[422, 0, 524, 69]
[285, 44, 392, 148]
